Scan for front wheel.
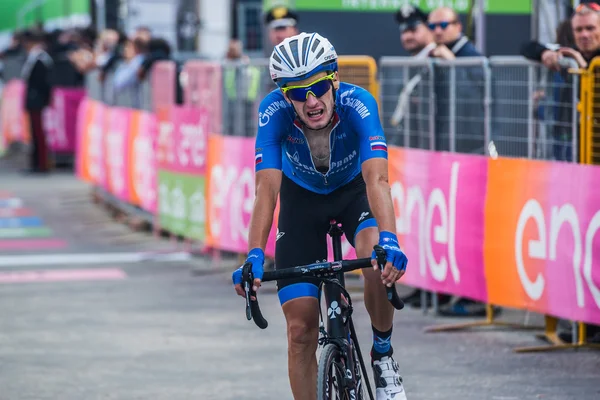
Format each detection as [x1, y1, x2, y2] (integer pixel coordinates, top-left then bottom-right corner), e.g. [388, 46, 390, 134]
[317, 343, 348, 400]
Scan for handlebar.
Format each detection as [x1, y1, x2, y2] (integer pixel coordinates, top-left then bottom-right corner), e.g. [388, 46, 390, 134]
[242, 245, 404, 330]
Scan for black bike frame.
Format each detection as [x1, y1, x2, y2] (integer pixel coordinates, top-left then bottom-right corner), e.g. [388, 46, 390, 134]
[322, 220, 365, 397]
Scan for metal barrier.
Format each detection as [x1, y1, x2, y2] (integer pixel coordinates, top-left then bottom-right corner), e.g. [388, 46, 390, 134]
[182, 61, 223, 134]
[489, 56, 578, 162]
[378, 56, 579, 162]
[222, 59, 270, 137]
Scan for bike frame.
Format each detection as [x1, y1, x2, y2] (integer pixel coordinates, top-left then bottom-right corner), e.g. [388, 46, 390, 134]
[321, 220, 370, 398]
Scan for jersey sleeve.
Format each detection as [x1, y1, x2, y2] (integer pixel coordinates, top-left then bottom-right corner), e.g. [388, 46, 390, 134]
[347, 88, 388, 163]
[254, 92, 291, 172]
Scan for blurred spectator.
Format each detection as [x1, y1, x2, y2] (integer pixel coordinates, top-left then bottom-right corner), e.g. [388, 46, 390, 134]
[428, 7, 481, 59]
[0, 30, 26, 59]
[94, 29, 121, 69]
[264, 6, 299, 47]
[396, 5, 436, 58]
[137, 38, 172, 80]
[134, 26, 152, 43]
[428, 6, 485, 155]
[113, 37, 148, 92]
[21, 29, 53, 174]
[223, 39, 261, 136]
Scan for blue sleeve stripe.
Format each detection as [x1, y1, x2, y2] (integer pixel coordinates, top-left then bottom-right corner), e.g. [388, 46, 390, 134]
[278, 282, 319, 305]
[354, 218, 378, 244]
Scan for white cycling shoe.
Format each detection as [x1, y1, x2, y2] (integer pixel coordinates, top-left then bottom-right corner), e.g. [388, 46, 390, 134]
[372, 356, 407, 400]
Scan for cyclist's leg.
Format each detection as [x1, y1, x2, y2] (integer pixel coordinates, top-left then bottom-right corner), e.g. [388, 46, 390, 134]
[337, 175, 407, 399]
[276, 175, 329, 400]
[335, 174, 393, 335]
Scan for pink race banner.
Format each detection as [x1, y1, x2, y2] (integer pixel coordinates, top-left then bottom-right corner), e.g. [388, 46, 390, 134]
[104, 107, 131, 202]
[0, 80, 29, 144]
[75, 99, 106, 187]
[128, 110, 158, 213]
[158, 106, 209, 175]
[484, 158, 600, 325]
[44, 87, 86, 154]
[205, 134, 278, 256]
[389, 148, 488, 303]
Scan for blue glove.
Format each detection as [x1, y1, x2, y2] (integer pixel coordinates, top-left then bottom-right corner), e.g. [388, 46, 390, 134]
[232, 248, 265, 287]
[371, 231, 408, 272]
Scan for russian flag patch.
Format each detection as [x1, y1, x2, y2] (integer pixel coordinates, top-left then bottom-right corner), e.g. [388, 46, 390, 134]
[255, 153, 263, 165]
[370, 141, 388, 152]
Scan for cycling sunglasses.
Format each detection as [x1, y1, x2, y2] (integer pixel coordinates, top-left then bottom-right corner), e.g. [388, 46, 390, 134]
[576, 3, 600, 12]
[428, 20, 457, 30]
[281, 73, 335, 102]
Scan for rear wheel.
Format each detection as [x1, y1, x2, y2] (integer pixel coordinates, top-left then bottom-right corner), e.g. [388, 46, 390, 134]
[317, 343, 348, 400]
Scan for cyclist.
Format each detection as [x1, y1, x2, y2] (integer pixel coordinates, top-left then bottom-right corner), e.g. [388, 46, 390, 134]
[232, 32, 408, 400]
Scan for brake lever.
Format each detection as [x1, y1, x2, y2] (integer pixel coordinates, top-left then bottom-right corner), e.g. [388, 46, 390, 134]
[374, 245, 405, 311]
[241, 262, 269, 329]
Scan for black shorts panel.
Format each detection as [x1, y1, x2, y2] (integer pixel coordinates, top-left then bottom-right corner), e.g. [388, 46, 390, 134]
[275, 173, 376, 292]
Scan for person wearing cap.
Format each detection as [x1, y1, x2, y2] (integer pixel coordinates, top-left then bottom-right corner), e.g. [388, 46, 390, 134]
[264, 6, 299, 47]
[396, 4, 436, 57]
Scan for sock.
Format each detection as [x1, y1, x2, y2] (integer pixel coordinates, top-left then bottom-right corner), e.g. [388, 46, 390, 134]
[372, 325, 393, 359]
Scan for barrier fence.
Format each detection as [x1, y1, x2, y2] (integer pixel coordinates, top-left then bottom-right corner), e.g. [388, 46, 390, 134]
[2, 53, 600, 351]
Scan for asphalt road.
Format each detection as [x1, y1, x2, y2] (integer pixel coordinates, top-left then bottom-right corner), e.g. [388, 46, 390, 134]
[0, 158, 598, 400]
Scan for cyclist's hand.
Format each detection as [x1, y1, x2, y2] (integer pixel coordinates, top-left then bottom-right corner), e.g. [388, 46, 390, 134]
[233, 248, 265, 298]
[371, 231, 408, 287]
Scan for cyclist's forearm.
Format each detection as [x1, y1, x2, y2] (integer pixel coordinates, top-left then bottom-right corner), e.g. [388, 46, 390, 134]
[247, 194, 277, 251]
[366, 176, 397, 234]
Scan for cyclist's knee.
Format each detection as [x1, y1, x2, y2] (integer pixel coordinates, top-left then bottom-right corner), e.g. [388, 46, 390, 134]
[287, 319, 318, 348]
[282, 297, 319, 349]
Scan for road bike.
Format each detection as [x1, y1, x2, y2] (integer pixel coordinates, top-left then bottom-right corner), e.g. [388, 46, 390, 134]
[240, 220, 404, 399]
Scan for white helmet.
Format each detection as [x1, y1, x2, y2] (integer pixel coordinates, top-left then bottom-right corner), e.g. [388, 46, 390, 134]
[269, 32, 338, 88]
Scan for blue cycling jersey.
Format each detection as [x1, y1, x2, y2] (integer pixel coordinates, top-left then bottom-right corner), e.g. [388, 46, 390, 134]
[254, 82, 388, 195]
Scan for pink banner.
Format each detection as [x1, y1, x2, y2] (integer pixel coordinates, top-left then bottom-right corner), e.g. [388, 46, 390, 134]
[128, 110, 158, 213]
[206, 134, 278, 256]
[170, 106, 209, 174]
[44, 87, 86, 154]
[76, 99, 107, 187]
[389, 148, 488, 302]
[546, 163, 600, 324]
[0, 80, 29, 144]
[104, 107, 131, 202]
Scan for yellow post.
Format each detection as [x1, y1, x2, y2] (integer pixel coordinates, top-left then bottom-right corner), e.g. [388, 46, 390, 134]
[424, 304, 543, 334]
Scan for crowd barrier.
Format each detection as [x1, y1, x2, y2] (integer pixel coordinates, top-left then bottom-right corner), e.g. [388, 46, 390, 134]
[0, 79, 84, 159]
[75, 95, 600, 329]
[3, 52, 599, 351]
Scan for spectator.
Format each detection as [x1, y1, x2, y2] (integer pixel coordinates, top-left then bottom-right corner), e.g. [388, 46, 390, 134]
[223, 39, 261, 136]
[21, 29, 53, 174]
[428, 7, 481, 59]
[264, 6, 299, 47]
[428, 6, 485, 156]
[134, 26, 152, 44]
[396, 5, 436, 58]
[137, 38, 172, 80]
[113, 37, 148, 92]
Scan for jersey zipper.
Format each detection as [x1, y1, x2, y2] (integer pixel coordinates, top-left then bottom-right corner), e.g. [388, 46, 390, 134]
[294, 117, 340, 186]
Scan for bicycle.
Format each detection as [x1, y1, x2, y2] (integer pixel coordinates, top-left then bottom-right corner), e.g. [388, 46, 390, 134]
[240, 219, 405, 399]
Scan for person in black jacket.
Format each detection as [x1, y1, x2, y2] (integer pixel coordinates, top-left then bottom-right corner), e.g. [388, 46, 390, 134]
[21, 29, 53, 174]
